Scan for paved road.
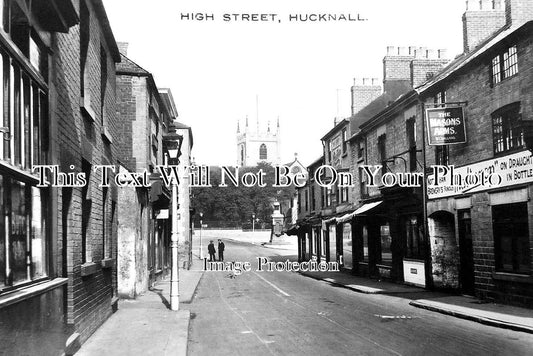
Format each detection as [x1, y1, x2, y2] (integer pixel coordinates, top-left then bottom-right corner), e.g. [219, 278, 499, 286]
[186, 240, 533, 356]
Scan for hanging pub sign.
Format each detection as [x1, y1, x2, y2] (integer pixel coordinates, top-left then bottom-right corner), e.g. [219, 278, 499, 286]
[426, 107, 466, 145]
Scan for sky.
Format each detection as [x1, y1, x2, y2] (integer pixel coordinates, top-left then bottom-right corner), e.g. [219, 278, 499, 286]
[103, 0, 466, 167]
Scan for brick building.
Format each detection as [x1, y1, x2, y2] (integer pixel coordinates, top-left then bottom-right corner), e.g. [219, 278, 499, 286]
[0, 0, 122, 355]
[115, 44, 173, 298]
[296, 0, 533, 308]
[417, 0, 533, 305]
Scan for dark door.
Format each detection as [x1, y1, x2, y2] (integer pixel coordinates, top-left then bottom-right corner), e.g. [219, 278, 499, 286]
[458, 210, 474, 295]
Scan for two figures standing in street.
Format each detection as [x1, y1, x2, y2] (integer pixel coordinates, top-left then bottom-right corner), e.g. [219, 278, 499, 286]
[207, 239, 225, 261]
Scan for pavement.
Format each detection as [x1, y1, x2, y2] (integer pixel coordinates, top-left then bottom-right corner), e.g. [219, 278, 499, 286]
[75, 258, 204, 356]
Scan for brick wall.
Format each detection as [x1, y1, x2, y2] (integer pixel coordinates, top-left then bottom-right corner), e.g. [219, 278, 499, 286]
[52, 0, 119, 344]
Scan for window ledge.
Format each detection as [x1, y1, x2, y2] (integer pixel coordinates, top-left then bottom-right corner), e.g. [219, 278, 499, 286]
[492, 272, 533, 284]
[81, 262, 99, 277]
[0, 278, 68, 310]
[101, 126, 113, 144]
[80, 96, 96, 122]
[101, 258, 114, 269]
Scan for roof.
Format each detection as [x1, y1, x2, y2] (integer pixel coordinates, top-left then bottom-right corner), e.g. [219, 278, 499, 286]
[416, 21, 533, 94]
[321, 119, 349, 141]
[116, 53, 150, 75]
[307, 156, 324, 169]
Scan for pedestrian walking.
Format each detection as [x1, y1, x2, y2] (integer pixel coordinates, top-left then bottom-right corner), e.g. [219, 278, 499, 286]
[208, 240, 216, 261]
[218, 239, 225, 261]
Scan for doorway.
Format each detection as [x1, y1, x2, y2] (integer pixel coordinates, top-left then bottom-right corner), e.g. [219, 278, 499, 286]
[458, 210, 474, 295]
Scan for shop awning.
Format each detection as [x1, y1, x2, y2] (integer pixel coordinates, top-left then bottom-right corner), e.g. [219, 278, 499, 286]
[336, 212, 356, 223]
[286, 224, 300, 236]
[353, 201, 383, 215]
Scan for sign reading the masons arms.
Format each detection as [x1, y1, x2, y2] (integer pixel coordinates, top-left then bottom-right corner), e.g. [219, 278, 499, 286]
[426, 107, 466, 145]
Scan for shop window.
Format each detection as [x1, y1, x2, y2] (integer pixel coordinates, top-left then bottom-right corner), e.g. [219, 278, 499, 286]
[380, 224, 392, 266]
[435, 145, 449, 166]
[362, 225, 369, 262]
[321, 229, 327, 258]
[405, 215, 425, 260]
[492, 46, 518, 85]
[259, 143, 267, 160]
[0, 173, 48, 291]
[493, 202, 530, 274]
[492, 103, 523, 154]
[312, 228, 318, 255]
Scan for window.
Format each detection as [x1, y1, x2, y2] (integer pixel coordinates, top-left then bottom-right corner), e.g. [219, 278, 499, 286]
[0, 173, 49, 291]
[102, 187, 113, 259]
[435, 145, 449, 166]
[359, 167, 368, 198]
[327, 141, 332, 162]
[358, 140, 365, 160]
[259, 143, 267, 160]
[406, 118, 417, 171]
[493, 203, 530, 274]
[311, 186, 315, 211]
[304, 189, 308, 212]
[405, 215, 425, 260]
[492, 46, 518, 85]
[81, 160, 92, 263]
[378, 134, 387, 174]
[340, 187, 349, 203]
[434, 90, 446, 107]
[240, 146, 244, 165]
[342, 128, 347, 154]
[492, 103, 523, 154]
[362, 226, 369, 262]
[380, 224, 392, 266]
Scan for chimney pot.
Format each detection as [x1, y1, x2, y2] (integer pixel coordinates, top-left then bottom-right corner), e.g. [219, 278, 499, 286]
[398, 47, 408, 56]
[372, 78, 379, 86]
[427, 49, 436, 59]
[386, 46, 396, 56]
[480, 0, 492, 10]
[409, 46, 417, 55]
[438, 49, 448, 59]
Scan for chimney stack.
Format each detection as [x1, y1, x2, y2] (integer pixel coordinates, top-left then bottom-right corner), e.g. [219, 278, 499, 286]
[505, 0, 533, 27]
[351, 77, 382, 116]
[462, 0, 505, 53]
[117, 42, 129, 56]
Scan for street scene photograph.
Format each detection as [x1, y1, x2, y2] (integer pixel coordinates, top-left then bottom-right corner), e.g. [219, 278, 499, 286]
[1, 0, 533, 355]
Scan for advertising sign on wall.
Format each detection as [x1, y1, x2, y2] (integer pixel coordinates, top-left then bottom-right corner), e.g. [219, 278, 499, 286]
[426, 107, 466, 145]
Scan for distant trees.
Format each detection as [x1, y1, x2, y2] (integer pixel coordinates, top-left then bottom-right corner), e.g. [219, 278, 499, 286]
[191, 162, 294, 228]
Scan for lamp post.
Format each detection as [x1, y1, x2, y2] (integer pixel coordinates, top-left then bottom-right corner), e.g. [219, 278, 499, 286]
[199, 212, 204, 259]
[164, 132, 183, 311]
[252, 213, 255, 232]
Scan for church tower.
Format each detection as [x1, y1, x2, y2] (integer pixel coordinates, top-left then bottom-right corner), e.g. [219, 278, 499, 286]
[237, 116, 281, 166]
